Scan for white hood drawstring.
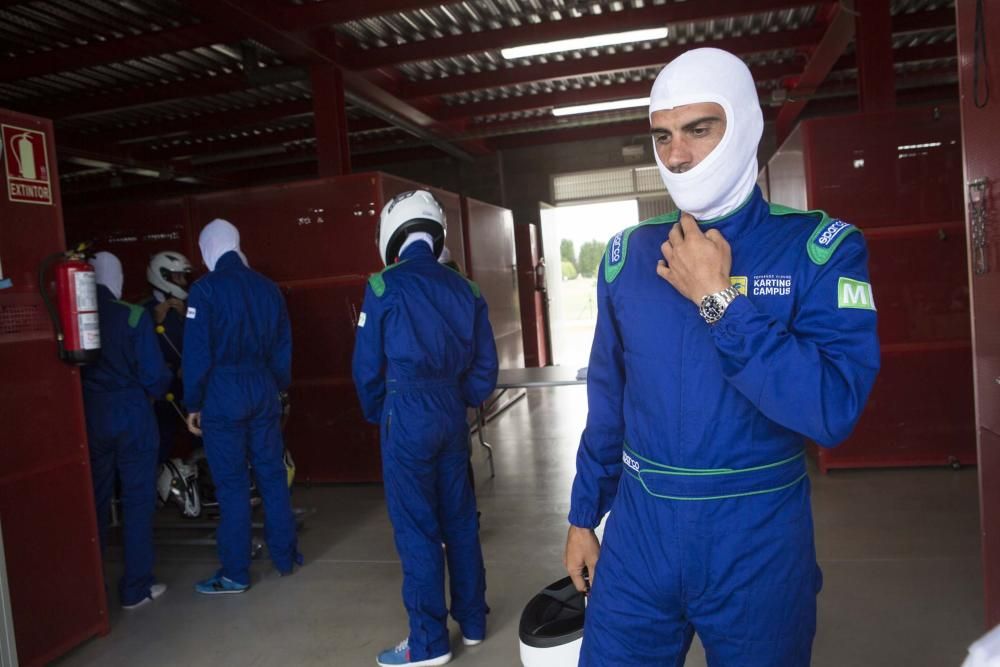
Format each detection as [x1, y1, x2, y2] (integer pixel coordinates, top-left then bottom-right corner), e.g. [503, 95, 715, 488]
[649, 48, 764, 220]
[91, 251, 123, 300]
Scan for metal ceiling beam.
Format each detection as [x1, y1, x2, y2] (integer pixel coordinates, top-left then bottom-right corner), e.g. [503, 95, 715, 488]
[63, 99, 317, 145]
[402, 27, 827, 101]
[274, 1, 448, 29]
[400, 7, 954, 102]
[0, 24, 234, 83]
[22, 72, 288, 120]
[58, 143, 232, 187]
[134, 125, 316, 162]
[60, 100, 390, 147]
[433, 38, 957, 124]
[776, 2, 857, 143]
[349, 0, 817, 70]
[181, 0, 484, 160]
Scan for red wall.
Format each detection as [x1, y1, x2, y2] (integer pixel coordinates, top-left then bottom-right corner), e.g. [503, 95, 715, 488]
[0, 108, 109, 665]
[768, 106, 975, 471]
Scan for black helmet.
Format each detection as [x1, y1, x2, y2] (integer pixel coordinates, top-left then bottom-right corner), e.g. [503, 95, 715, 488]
[519, 577, 585, 666]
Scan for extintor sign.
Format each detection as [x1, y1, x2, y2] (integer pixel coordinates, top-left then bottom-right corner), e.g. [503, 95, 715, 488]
[1, 124, 53, 205]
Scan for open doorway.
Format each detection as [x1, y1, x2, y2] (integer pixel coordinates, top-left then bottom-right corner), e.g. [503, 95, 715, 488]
[539, 199, 639, 369]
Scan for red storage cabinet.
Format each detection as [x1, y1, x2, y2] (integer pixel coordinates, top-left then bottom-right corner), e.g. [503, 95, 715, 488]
[767, 106, 975, 471]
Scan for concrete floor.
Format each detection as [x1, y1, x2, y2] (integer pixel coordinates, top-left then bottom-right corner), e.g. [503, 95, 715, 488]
[58, 385, 984, 666]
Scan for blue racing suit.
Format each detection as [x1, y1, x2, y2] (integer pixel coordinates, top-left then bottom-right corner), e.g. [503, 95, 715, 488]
[570, 187, 880, 665]
[352, 241, 498, 661]
[182, 250, 298, 584]
[82, 285, 172, 606]
[142, 295, 186, 462]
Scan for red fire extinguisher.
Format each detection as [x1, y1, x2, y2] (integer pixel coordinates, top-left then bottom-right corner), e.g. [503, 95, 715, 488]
[38, 244, 101, 365]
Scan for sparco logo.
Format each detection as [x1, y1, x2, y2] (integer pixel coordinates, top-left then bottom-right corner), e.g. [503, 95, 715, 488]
[610, 233, 623, 263]
[817, 220, 849, 247]
[622, 451, 640, 472]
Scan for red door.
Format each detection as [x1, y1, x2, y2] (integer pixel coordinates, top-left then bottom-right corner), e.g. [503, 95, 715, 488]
[956, 0, 1000, 627]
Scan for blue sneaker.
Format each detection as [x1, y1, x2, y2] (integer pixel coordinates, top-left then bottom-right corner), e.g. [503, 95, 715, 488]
[375, 638, 451, 666]
[194, 573, 249, 595]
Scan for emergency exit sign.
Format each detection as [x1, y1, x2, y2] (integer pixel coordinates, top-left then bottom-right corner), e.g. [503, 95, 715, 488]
[1, 124, 53, 205]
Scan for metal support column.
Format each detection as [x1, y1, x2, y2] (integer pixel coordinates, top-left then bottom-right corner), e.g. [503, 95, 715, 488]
[854, 0, 897, 112]
[0, 522, 18, 667]
[310, 63, 351, 176]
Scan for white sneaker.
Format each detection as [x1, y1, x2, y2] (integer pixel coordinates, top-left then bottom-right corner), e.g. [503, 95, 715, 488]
[122, 583, 167, 610]
[461, 637, 483, 647]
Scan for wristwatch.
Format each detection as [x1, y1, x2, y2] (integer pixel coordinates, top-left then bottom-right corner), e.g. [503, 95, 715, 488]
[698, 285, 741, 325]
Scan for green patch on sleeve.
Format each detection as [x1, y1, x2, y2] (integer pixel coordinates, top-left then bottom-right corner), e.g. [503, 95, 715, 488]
[604, 211, 679, 284]
[114, 300, 146, 328]
[837, 277, 876, 310]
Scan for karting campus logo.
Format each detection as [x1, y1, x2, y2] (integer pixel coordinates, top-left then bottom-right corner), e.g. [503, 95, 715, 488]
[816, 219, 851, 248]
[622, 451, 641, 473]
[609, 232, 623, 264]
[752, 274, 793, 297]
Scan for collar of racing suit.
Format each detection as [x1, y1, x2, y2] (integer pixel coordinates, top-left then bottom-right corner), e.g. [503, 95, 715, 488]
[689, 184, 768, 245]
[214, 250, 246, 271]
[399, 239, 437, 261]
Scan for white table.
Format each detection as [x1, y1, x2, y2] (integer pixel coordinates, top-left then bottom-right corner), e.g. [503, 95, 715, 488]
[475, 366, 587, 478]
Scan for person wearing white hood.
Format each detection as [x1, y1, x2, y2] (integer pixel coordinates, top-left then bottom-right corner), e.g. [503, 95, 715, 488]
[182, 219, 300, 594]
[82, 251, 172, 609]
[563, 48, 880, 665]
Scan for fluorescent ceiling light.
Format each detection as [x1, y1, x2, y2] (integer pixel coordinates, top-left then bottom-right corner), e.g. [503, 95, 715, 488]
[501, 27, 668, 60]
[552, 97, 650, 117]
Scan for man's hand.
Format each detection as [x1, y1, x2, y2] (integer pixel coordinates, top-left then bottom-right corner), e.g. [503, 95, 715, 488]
[167, 297, 185, 315]
[564, 526, 601, 594]
[153, 298, 186, 324]
[186, 411, 202, 436]
[656, 212, 732, 304]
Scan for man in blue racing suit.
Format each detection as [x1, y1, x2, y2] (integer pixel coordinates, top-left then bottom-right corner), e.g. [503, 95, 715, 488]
[353, 190, 497, 667]
[563, 47, 880, 666]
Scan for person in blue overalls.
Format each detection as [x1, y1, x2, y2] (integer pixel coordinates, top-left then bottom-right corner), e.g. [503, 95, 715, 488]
[83, 251, 172, 609]
[142, 250, 192, 462]
[563, 48, 881, 665]
[353, 190, 498, 667]
[182, 218, 300, 594]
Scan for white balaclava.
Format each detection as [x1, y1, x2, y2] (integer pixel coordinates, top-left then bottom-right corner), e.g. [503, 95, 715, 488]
[199, 218, 249, 271]
[438, 245, 452, 264]
[91, 251, 123, 300]
[649, 48, 764, 220]
[399, 231, 434, 256]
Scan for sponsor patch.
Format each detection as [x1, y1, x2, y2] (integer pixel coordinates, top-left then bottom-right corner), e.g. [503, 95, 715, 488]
[358, 312, 367, 328]
[186, 307, 196, 319]
[609, 232, 623, 264]
[838, 277, 876, 310]
[730, 276, 748, 296]
[752, 274, 793, 297]
[622, 450, 641, 473]
[815, 219, 851, 248]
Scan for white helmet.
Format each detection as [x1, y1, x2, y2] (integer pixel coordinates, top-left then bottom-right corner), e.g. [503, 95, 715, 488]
[157, 458, 202, 519]
[377, 190, 446, 266]
[147, 251, 192, 300]
[519, 577, 585, 667]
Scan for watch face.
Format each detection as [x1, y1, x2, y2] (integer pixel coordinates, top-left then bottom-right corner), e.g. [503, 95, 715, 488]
[700, 295, 724, 323]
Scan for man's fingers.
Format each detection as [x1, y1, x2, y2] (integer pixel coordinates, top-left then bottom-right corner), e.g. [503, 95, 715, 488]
[656, 260, 672, 282]
[660, 240, 675, 262]
[567, 568, 589, 594]
[668, 221, 684, 245]
[680, 212, 700, 236]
